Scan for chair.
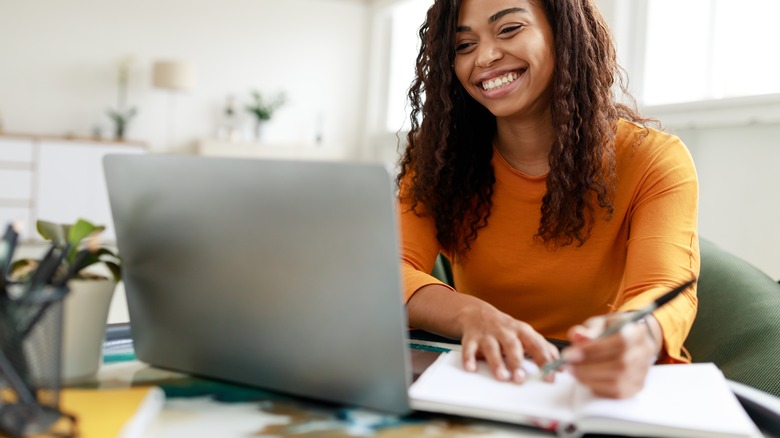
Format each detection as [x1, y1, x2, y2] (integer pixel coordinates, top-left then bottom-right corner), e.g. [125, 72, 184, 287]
[685, 238, 780, 397]
[431, 253, 453, 288]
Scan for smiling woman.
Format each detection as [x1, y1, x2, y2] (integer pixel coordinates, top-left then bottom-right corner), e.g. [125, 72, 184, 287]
[396, 0, 700, 399]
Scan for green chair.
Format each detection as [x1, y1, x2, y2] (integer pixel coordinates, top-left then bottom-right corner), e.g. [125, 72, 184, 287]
[431, 254, 453, 288]
[685, 239, 780, 397]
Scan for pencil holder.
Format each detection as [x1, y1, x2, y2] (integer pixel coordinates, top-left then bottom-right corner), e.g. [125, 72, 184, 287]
[0, 283, 76, 437]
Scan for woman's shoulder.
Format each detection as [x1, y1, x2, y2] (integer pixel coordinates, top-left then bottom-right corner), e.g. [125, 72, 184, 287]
[615, 118, 691, 162]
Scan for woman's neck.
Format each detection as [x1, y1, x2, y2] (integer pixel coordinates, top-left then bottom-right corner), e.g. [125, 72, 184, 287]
[495, 115, 555, 177]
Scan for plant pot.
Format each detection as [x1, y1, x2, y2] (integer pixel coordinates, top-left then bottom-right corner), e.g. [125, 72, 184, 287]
[61, 278, 117, 382]
[253, 119, 268, 142]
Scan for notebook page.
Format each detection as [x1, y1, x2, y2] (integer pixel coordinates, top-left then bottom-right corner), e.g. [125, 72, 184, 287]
[577, 363, 760, 437]
[409, 351, 577, 424]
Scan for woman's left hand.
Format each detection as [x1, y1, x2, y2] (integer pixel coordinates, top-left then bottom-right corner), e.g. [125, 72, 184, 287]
[562, 313, 662, 398]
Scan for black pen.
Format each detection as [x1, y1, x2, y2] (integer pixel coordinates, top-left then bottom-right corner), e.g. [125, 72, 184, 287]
[23, 244, 69, 298]
[0, 222, 20, 280]
[537, 278, 697, 378]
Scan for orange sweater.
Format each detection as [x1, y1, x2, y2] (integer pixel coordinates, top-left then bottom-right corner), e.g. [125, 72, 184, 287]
[399, 120, 699, 363]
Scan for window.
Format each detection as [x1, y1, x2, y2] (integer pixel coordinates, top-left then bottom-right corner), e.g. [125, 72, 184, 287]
[642, 0, 780, 105]
[385, 0, 433, 133]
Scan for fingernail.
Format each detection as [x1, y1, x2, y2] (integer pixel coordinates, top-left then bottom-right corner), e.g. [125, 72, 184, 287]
[513, 368, 526, 383]
[562, 348, 584, 363]
[465, 360, 476, 372]
[497, 367, 510, 381]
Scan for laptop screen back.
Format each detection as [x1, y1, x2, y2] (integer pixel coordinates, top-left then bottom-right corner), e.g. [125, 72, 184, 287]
[104, 154, 411, 414]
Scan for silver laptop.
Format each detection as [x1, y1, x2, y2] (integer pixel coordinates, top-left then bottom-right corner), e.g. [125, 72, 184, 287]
[103, 154, 412, 414]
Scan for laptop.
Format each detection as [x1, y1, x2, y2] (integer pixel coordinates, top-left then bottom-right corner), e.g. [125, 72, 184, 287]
[103, 154, 412, 415]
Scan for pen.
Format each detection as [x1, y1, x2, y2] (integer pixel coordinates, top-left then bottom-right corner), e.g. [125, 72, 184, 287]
[537, 278, 697, 378]
[0, 222, 20, 288]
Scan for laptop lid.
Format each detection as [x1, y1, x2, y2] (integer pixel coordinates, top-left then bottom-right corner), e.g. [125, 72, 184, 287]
[103, 154, 411, 414]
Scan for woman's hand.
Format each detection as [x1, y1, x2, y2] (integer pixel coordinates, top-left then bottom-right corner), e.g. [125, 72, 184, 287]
[563, 313, 662, 398]
[406, 284, 558, 384]
[458, 303, 560, 384]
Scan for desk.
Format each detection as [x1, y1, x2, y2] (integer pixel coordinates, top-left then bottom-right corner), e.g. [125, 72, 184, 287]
[83, 337, 780, 438]
[82, 328, 780, 437]
[90, 346, 552, 437]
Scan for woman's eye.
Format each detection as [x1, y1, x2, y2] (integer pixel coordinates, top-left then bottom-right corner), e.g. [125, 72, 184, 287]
[455, 42, 474, 53]
[499, 24, 523, 35]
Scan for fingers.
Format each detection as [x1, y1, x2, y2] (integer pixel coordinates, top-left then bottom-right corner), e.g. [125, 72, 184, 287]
[463, 329, 525, 382]
[494, 331, 526, 383]
[461, 336, 479, 372]
[460, 312, 559, 384]
[565, 316, 658, 398]
[515, 321, 560, 369]
[481, 337, 513, 382]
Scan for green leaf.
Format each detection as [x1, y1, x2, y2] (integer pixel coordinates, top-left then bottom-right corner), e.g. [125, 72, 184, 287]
[67, 219, 104, 263]
[9, 259, 37, 281]
[95, 247, 119, 259]
[75, 252, 101, 272]
[67, 219, 102, 248]
[104, 261, 122, 282]
[36, 220, 68, 246]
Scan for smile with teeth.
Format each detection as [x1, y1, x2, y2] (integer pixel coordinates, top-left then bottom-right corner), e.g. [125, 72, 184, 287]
[480, 71, 521, 91]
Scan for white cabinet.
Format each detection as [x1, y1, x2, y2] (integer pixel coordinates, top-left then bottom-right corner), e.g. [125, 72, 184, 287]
[0, 137, 35, 236]
[0, 134, 146, 240]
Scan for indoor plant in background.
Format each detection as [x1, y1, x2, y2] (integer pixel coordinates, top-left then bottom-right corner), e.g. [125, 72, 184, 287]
[106, 56, 138, 141]
[11, 219, 121, 382]
[245, 90, 286, 141]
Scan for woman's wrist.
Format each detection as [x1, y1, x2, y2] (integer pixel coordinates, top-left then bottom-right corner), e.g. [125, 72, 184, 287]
[638, 314, 663, 361]
[454, 297, 497, 337]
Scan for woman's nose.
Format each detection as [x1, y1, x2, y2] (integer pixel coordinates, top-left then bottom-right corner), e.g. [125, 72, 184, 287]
[476, 41, 504, 67]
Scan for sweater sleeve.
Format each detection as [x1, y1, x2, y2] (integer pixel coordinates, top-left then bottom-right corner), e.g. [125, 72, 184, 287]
[397, 193, 455, 303]
[617, 134, 700, 363]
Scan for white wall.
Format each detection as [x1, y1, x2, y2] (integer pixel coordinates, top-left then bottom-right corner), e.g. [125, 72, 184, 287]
[0, 0, 370, 155]
[670, 121, 780, 280]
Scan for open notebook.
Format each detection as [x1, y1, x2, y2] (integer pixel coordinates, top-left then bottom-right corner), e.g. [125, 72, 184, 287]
[410, 352, 760, 438]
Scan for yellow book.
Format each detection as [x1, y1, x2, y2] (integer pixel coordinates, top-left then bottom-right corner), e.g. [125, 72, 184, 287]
[55, 386, 165, 438]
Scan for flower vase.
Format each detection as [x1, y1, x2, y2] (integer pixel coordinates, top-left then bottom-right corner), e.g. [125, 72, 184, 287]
[253, 120, 268, 142]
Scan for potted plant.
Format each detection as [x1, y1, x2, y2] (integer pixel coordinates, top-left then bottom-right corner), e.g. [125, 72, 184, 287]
[245, 90, 286, 141]
[106, 56, 137, 141]
[11, 218, 121, 382]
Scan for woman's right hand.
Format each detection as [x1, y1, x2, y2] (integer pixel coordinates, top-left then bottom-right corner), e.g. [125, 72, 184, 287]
[458, 303, 560, 383]
[407, 284, 559, 383]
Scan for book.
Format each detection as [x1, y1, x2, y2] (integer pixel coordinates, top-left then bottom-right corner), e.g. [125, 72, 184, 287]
[57, 386, 165, 438]
[409, 351, 760, 438]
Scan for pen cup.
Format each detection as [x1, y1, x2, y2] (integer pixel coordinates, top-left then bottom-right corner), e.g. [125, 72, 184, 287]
[0, 284, 76, 437]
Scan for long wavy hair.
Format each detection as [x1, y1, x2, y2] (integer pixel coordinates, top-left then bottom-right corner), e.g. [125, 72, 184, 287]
[397, 0, 650, 259]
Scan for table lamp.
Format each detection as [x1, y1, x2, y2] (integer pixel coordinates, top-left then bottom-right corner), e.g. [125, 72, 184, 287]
[152, 60, 196, 148]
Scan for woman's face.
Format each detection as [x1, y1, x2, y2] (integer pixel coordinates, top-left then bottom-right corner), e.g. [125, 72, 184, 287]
[453, 0, 555, 120]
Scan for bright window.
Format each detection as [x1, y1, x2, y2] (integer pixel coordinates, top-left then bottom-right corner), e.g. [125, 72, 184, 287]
[643, 0, 780, 105]
[385, 0, 433, 132]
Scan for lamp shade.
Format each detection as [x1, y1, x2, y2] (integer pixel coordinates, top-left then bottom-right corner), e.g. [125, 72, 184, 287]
[152, 60, 196, 91]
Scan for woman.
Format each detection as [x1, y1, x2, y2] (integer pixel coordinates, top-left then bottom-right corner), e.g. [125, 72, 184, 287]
[397, 0, 699, 398]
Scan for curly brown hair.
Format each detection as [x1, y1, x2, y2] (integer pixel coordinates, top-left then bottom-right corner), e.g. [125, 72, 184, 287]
[397, 0, 650, 259]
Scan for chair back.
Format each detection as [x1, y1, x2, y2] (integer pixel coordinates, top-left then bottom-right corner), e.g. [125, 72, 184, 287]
[686, 239, 780, 397]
